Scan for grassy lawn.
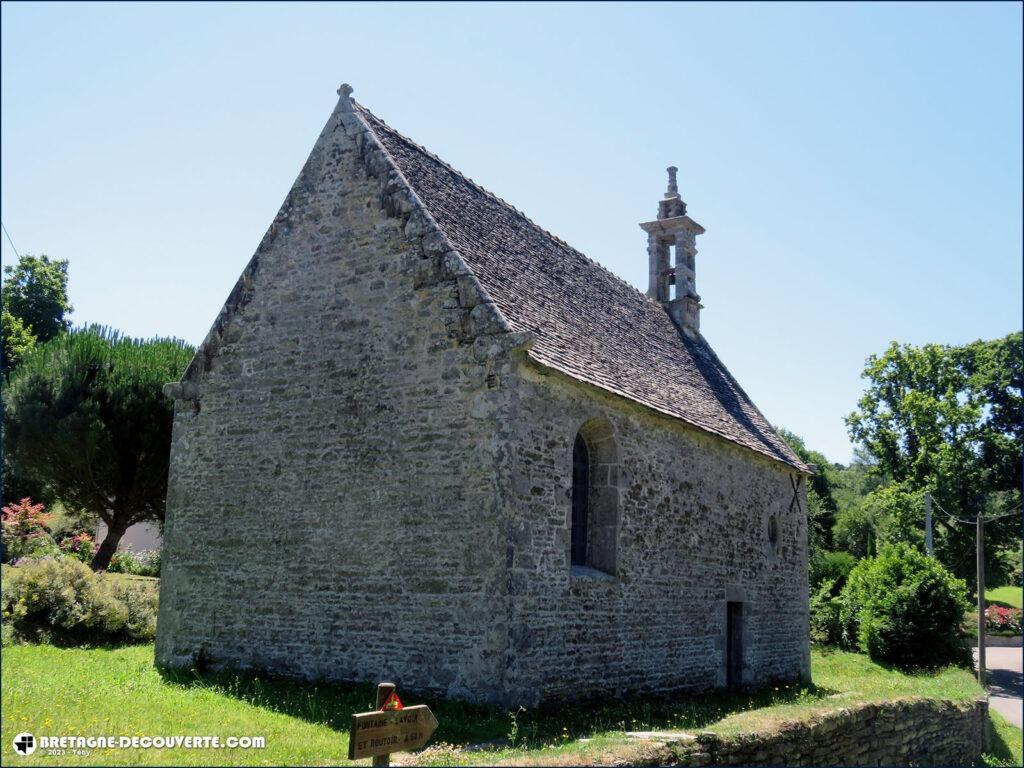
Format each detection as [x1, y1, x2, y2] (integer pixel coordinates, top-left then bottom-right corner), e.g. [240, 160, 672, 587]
[986, 585, 1024, 610]
[2, 644, 350, 766]
[704, 648, 981, 738]
[986, 710, 1024, 767]
[0, 643, 1005, 766]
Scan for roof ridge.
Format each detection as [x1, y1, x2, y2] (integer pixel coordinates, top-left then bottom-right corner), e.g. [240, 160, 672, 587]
[353, 101, 664, 312]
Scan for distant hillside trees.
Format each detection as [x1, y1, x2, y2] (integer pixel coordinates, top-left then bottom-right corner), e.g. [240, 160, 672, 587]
[4, 327, 193, 569]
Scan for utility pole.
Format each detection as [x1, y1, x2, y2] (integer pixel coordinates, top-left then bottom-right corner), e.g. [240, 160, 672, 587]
[976, 512, 986, 684]
[924, 492, 934, 556]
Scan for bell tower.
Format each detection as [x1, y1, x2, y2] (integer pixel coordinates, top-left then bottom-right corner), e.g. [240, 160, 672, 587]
[640, 167, 705, 337]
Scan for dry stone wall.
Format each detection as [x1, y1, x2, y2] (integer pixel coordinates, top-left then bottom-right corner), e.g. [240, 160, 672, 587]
[656, 697, 989, 766]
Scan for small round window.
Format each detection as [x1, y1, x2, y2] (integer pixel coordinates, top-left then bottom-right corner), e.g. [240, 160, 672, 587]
[767, 515, 779, 547]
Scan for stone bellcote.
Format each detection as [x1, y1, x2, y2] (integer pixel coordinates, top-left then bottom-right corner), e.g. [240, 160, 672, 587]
[640, 167, 705, 337]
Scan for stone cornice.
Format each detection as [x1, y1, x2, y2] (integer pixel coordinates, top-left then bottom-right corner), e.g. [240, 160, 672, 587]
[639, 215, 706, 236]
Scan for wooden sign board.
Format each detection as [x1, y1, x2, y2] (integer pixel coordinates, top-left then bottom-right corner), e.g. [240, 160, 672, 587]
[348, 704, 439, 760]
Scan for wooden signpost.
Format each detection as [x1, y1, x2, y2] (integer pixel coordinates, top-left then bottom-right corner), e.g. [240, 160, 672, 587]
[348, 682, 438, 765]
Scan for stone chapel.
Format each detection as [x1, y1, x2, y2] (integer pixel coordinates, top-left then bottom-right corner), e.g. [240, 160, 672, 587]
[156, 85, 811, 706]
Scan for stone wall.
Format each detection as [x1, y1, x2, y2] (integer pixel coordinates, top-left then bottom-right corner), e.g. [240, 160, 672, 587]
[492, 360, 811, 705]
[156, 95, 524, 701]
[653, 697, 989, 766]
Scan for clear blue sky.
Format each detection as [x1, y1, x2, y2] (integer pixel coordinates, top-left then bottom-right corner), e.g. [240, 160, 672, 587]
[2, 2, 1021, 463]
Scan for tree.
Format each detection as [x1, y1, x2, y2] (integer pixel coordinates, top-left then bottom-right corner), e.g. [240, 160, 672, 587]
[2, 254, 73, 505]
[3, 326, 193, 569]
[2, 254, 72, 358]
[845, 334, 1023, 585]
[833, 502, 875, 558]
[1, 307, 36, 372]
[830, 449, 882, 557]
[962, 333, 1023, 493]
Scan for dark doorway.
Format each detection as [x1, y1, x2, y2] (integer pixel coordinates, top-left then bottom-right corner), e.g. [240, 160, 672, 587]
[726, 601, 743, 688]
[571, 433, 590, 566]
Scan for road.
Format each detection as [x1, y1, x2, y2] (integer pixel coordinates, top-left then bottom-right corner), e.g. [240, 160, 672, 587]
[976, 646, 1022, 729]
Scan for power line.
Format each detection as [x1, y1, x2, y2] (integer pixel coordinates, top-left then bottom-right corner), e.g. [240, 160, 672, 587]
[931, 495, 1021, 525]
[1, 222, 20, 260]
[930, 497, 974, 525]
[980, 508, 1022, 522]
[988, 498, 1024, 519]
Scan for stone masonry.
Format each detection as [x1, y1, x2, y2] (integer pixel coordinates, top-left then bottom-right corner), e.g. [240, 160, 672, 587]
[156, 85, 811, 706]
[645, 697, 990, 766]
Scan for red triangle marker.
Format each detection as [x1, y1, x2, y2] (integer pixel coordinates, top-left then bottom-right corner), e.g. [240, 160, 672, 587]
[380, 690, 404, 711]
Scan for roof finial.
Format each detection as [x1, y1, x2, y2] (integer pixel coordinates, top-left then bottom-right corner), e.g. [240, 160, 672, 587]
[337, 83, 354, 99]
[666, 166, 679, 196]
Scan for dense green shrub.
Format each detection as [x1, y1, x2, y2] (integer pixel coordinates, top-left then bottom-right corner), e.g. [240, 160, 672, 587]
[0, 557, 157, 644]
[1, 556, 123, 639]
[109, 578, 159, 640]
[53, 533, 162, 577]
[838, 544, 971, 669]
[108, 547, 161, 577]
[809, 551, 858, 647]
[810, 550, 858, 591]
[809, 579, 846, 646]
[998, 544, 1022, 588]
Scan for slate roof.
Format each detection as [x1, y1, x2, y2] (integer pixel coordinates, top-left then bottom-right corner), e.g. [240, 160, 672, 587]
[355, 103, 807, 472]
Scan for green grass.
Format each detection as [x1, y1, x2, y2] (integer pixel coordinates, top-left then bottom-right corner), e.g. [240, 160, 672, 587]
[2, 644, 350, 766]
[708, 647, 983, 738]
[983, 710, 1023, 767]
[0, 644, 992, 766]
[986, 585, 1024, 610]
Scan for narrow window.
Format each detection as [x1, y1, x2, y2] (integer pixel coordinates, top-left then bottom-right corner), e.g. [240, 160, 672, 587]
[767, 514, 779, 558]
[668, 252, 678, 301]
[571, 433, 590, 566]
[569, 419, 619, 575]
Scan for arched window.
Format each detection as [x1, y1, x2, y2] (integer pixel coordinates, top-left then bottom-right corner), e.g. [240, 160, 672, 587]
[570, 419, 619, 575]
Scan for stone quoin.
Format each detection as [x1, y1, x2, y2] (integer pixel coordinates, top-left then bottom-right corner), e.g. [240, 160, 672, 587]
[156, 84, 812, 706]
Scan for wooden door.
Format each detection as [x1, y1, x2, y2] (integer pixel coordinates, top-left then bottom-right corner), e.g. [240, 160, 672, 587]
[726, 601, 743, 688]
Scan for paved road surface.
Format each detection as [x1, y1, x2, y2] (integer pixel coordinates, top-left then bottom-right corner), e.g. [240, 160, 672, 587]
[976, 646, 1022, 729]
